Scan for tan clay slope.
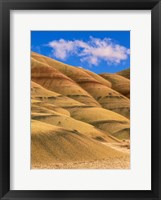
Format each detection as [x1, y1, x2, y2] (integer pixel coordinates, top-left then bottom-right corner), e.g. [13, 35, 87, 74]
[117, 68, 130, 79]
[99, 73, 130, 98]
[31, 82, 129, 139]
[31, 104, 118, 142]
[31, 81, 87, 109]
[70, 107, 130, 139]
[78, 80, 130, 119]
[32, 52, 111, 88]
[31, 52, 130, 118]
[32, 120, 126, 167]
[32, 81, 59, 97]
[32, 100, 70, 116]
[82, 68, 112, 88]
[31, 58, 100, 107]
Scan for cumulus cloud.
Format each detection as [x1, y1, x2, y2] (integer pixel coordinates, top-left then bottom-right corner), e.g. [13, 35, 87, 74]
[48, 36, 130, 66]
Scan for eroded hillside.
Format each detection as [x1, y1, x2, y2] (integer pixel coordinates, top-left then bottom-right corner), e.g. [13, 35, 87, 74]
[31, 52, 130, 169]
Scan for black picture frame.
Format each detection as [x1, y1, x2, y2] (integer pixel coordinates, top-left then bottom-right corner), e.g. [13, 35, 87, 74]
[0, 0, 161, 199]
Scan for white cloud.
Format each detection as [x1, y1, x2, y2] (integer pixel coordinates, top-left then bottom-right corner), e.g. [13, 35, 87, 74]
[48, 36, 130, 66]
[48, 39, 76, 60]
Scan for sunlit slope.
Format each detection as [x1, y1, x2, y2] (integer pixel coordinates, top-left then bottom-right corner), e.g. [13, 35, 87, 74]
[31, 81, 87, 109]
[70, 107, 130, 139]
[31, 81, 129, 139]
[78, 80, 130, 119]
[32, 100, 70, 116]
[31, 58, 100, 107]
[31, 104, 118, 142]
[31, 52, 101, 87]
[32, 51, 111, 87]
[99, 73, 130, 98]
[117, 68, 130, 79]
[31, 52, 130, 139]
[31, 97, 129, 139]
[82, 68, 112, 88]
[31, 52, 130, 118]
[32, 120, 126, 167]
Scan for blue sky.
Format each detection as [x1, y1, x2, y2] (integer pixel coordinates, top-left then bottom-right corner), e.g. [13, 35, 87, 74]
[31, 31, 130, 74]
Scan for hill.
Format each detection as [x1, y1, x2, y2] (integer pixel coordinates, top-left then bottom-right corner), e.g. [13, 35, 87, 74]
[31, 52, 130, 169]
[31, 58, 100, 107]
[117, 68, 130, 79]
[32, 52, 130, 118]
[99, 73, 130, 98]
[32, 120, 129, 169]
